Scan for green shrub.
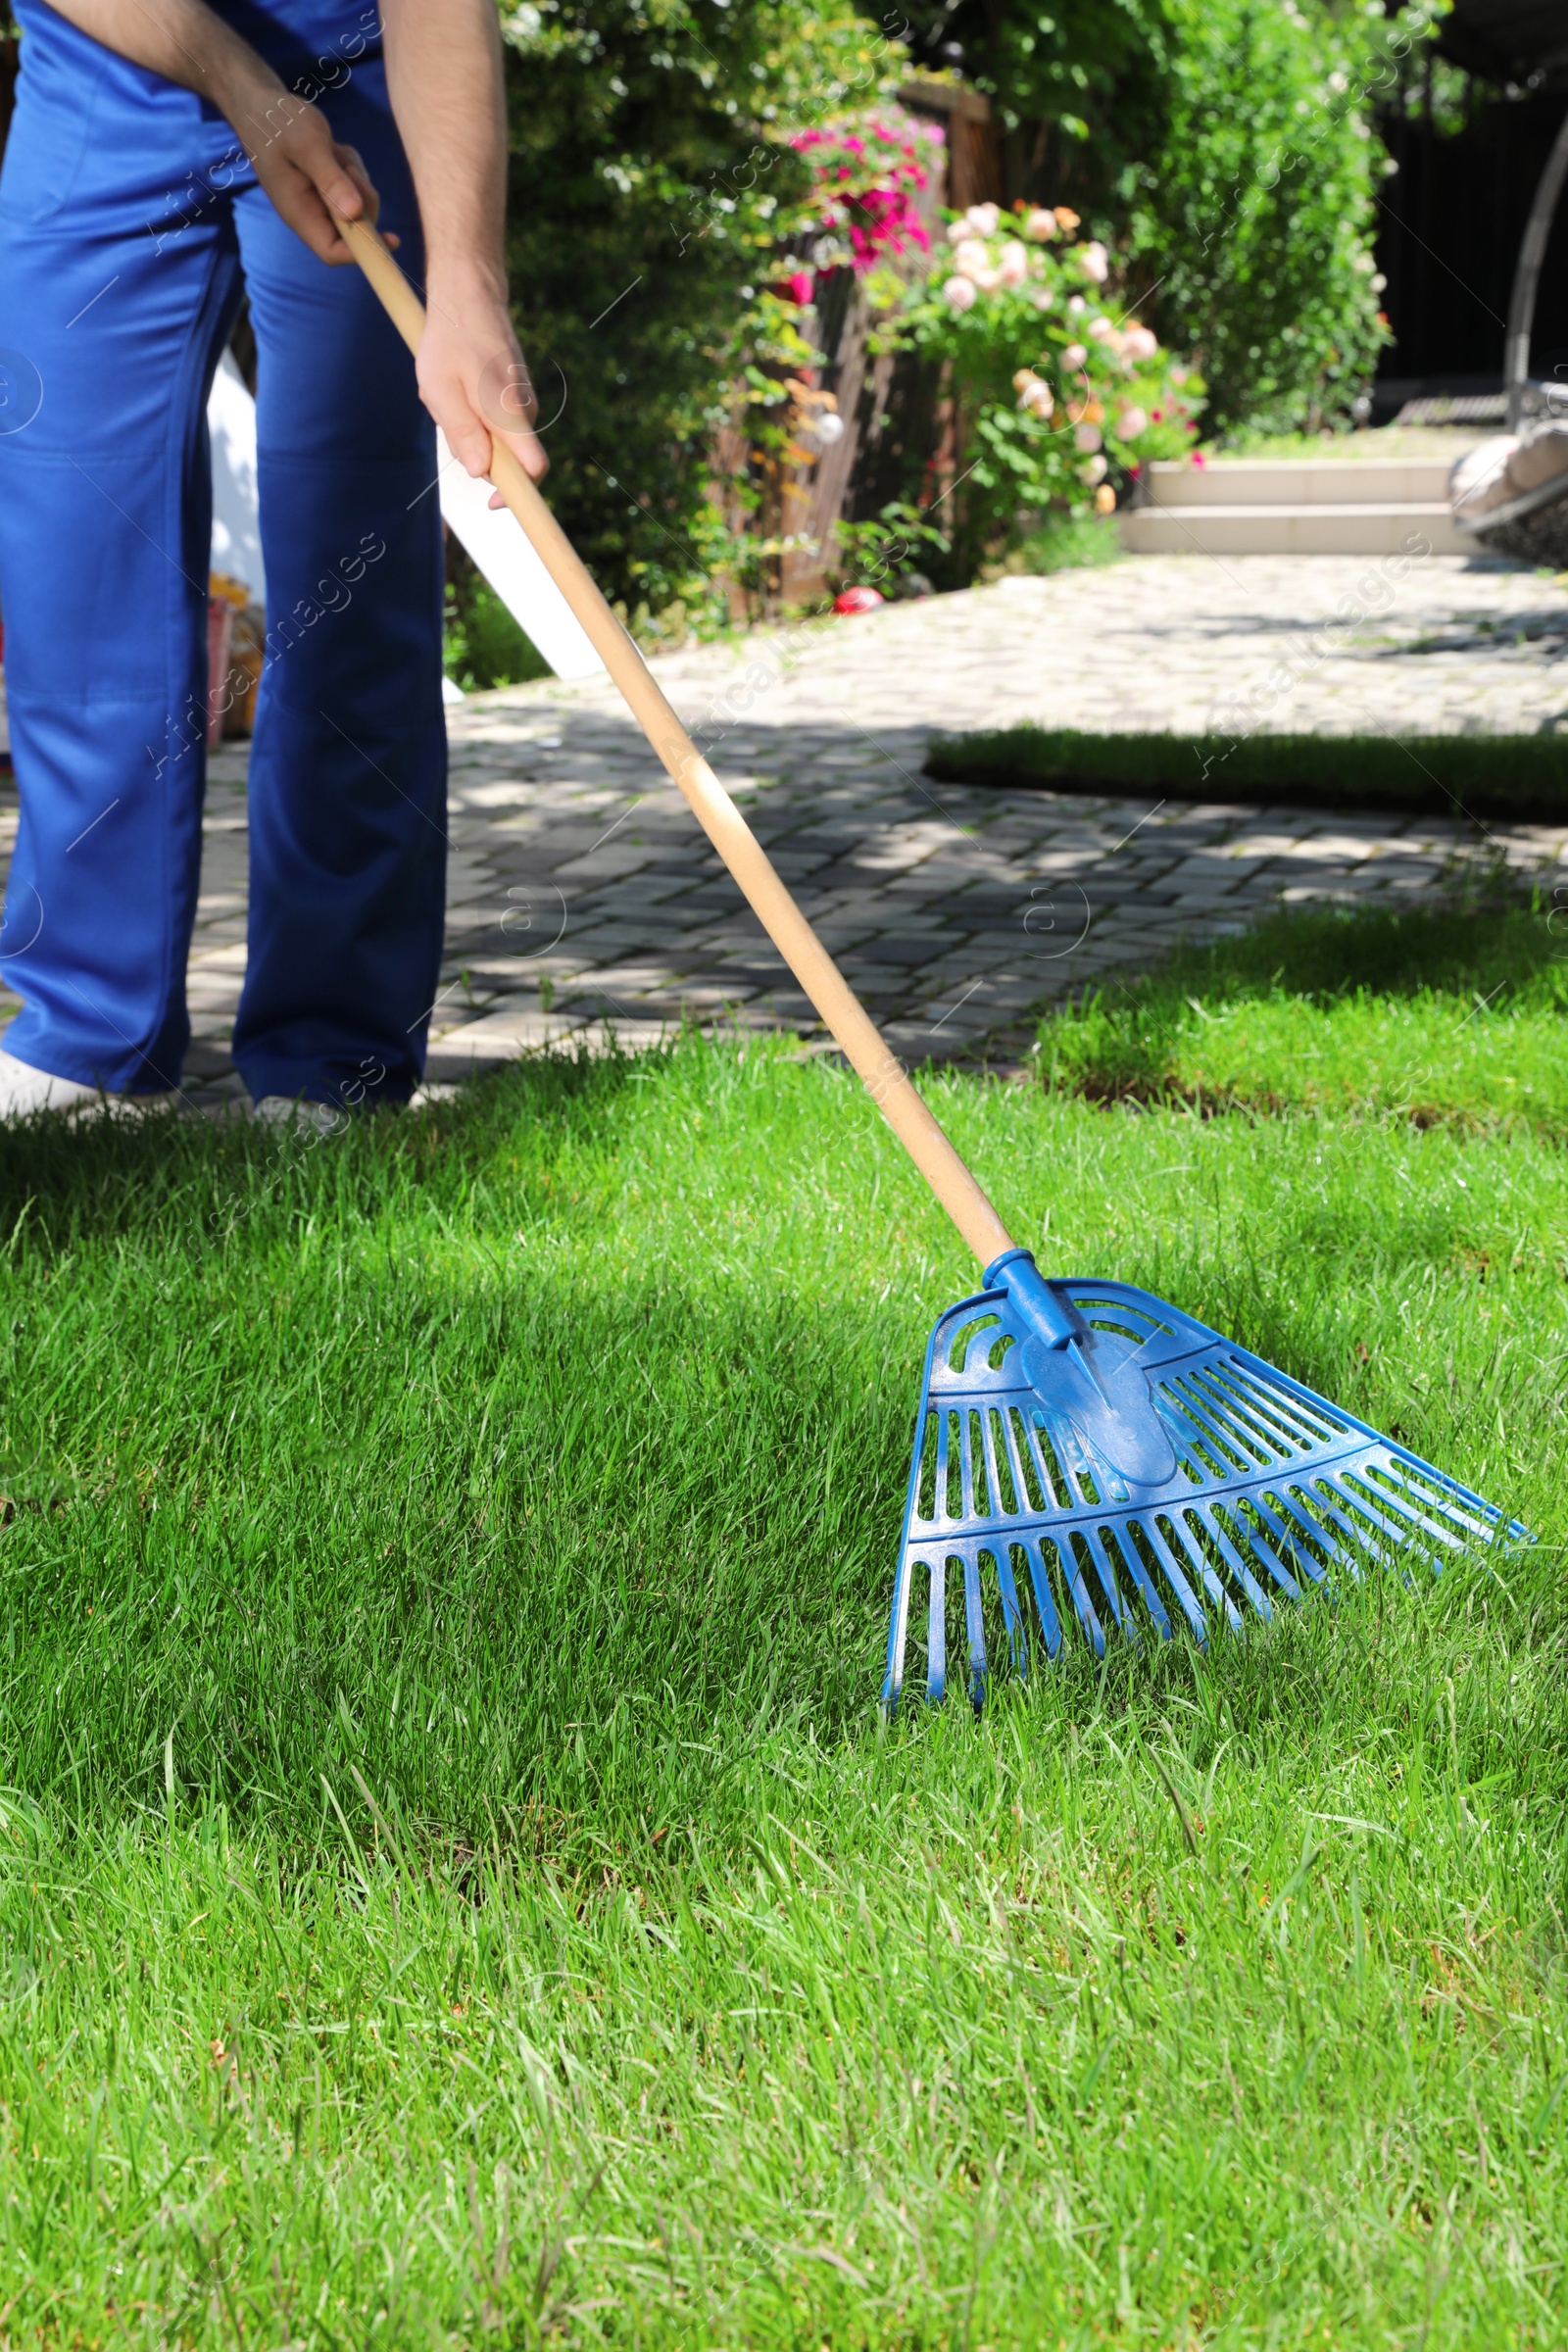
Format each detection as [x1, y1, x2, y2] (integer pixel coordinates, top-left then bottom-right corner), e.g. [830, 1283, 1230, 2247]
[442, 544, 550, 690]
[1125, 0, 1404, 435]
[885, 0, 1437, 438]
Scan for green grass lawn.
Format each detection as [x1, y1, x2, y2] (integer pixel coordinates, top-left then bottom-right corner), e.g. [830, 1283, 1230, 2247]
[2, 899, 1566, 2345]
[923, 726, 1568, 822]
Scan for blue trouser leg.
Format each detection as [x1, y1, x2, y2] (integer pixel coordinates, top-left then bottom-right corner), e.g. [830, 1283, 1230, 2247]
[229, 92, 445, 1107]
[0, 45, 240, 1091]
[0, 16, 444, 1102]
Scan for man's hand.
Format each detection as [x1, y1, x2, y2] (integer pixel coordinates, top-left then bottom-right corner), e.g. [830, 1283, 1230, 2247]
[416, 264, 549, 493]
[224, 85, 384, 268]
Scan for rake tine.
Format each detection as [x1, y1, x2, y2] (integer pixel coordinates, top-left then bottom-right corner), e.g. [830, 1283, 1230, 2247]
[958, 1409, 979, 1523]
[881, 1544, 917, 1715]
[963, 1548, 988, 1715]
[1023, 1540, 1066, 1662]
[934, 1409, 955, 1528]
[1198, 1503, 1278, 1621]
[1134, 1517, 1210, 1644]
[1063, 1541, 1108, 1657]
[995, 1543, 1030, 1678]
[1158, 1508, 1246, 1636]
[1215, 1500, 1303, 1603]
[1301, 1474, 1384, 1560]
[1000, 1407, 1039, 1516]
[1104, 1522, 1173, 1642]
[1272, 1485, 1360, 1584]
[979, 1407, 1007, 1521]
[1245, 1487, 1329, 1590]
[927, 1554, 948, 1705]
[1084, 1530, 1135, 1641]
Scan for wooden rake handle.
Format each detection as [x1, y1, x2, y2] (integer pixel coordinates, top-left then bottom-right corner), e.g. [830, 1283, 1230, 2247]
[339, 215, 1013, 1269]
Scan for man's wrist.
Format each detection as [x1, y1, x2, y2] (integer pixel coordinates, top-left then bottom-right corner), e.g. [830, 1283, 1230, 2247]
[424, 252, 510, 311]
[206, 43, 291, 148]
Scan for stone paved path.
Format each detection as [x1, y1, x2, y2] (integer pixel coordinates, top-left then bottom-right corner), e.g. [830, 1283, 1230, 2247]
[7, 550, 1568, 1100]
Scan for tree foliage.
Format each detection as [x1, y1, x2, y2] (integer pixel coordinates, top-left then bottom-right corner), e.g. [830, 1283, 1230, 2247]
[500, 0, 906, 621]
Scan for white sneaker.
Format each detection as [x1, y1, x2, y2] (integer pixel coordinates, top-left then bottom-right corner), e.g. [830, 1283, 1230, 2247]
[253, 1095, 345, 1138]
[0, 1049, 177, 1122]
[0, 1048, 103, 1119]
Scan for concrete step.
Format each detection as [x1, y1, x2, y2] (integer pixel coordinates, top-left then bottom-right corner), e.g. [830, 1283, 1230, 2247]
[1146, 459, 1454, 507]
[1118, 502, 1470, 557]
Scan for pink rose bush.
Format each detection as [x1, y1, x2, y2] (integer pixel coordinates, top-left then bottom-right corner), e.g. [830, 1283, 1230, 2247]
[785, 111, 945, 302]
[902, 199, 1204, 571]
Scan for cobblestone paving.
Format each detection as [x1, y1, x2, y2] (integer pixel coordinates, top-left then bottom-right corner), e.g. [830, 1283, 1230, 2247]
[10, 550, 1568, 1100]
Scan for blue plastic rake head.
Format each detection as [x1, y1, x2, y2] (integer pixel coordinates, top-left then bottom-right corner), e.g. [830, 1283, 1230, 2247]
[882, 1249, 1525, 1715]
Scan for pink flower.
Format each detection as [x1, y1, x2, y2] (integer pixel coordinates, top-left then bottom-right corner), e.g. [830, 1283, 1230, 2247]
[1115, 405, 1149, 439]
[942, 275, 977, 311]
[1087, 316, 1115, 342]
[998, 239, 1029, 287]
[785, 270, 814, 307]
[834, 584, 884, 614]
[1123, 324, 1158, 361]
[1191, 449, 1207, 466]
[964, 202, 1001, 237]
[1079, 454, 1108, 486]
[1078, 241, 1109, 284]
[1074, 422, 1102, 454]
[1062, 342, 1087, 368]
[953, 238, 991, 280]
[1023, 208, 1056, 242]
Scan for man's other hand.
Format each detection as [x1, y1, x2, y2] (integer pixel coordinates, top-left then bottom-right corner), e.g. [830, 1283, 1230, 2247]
[417, 269, 549, 490]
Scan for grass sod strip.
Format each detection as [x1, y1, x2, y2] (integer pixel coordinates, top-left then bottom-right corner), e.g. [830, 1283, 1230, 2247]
[1035, 899, 1568, 1132]
[924, 723, 1568, 820]
[0, 908, 1562, 2343]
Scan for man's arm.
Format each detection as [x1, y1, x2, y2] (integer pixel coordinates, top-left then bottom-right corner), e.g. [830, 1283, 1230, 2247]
[378, 0, 546, 486]
[44, 0, 546, 483]
[43, 0, 380, 263]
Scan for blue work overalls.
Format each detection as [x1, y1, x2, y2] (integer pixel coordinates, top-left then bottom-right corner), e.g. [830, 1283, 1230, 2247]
[0, 0, 445, 1102]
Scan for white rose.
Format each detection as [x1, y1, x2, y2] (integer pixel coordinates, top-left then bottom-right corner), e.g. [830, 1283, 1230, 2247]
[945, 218, 971, 244]
[953, 238, 991, 280]
[1024, 207, 1056, 242]
[1074, 422, 1103, 453]
[1115, 405, 1149, 439]
[998, 240, 1029, 287]
[1067, 295, 1087, 316]
[1123, 324, 1158, 361]
[1088, 316, 1115, 342]
[965, 202, 1001, 236]
[942, 274, 977, 311]
[1078, 241, 1109, 283]
[1022, 381, 1054, 418]
[1062, 341, 1088, 368]
[1079, 454, 1108, 485]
